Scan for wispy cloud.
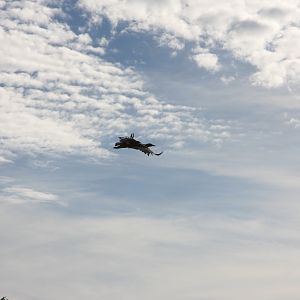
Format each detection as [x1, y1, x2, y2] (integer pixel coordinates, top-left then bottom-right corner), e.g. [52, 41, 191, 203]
[0, 185, 62, 205]
[0, 156, 12, 164]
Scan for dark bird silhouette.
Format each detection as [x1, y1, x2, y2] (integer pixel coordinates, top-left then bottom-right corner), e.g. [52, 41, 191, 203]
[114, 133, 163, 156]
[1, 297, 8, 300]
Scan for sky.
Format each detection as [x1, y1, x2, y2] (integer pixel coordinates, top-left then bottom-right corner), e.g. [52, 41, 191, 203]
[1, 0, 300, 299]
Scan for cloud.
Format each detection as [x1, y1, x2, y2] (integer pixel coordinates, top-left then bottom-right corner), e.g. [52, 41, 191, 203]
[0, 156, 12, 164]
[79, 0, 300, 88]
[220, 75, 235, 84]
[1, 205, 300, 300]
[31, 160, 60, 171]
[163, 145, 300, 191]
[287, 118, 300, 129]
[192, 52, 220, 72]
[0, 176, 15, 184]
[154, 32, 185, 52]
[0, 185, 62, 205]
[0, 0, 231, 163]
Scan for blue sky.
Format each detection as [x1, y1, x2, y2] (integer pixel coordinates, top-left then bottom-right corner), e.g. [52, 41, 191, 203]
[1, 0, 300, 299]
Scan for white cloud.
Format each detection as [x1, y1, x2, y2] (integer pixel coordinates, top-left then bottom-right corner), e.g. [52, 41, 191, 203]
[192, 52, 220, 72]
[154, 32, 185, 51]
[0, 185, 62, 205]
[1, 206, 300, 300]
[0, 156, 12, 164]
[0, 176, 14, 184]
[286, 117, 300, 129]
[0, 0, 230, 163]
[98, 36, 109, 47]
[220, 75, 235, 84]
[31, 160, 60, 171]
[79, 0, 300, 88]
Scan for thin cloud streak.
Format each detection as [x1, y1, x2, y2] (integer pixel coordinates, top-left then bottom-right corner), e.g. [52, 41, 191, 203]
[0, 184, 63, 205]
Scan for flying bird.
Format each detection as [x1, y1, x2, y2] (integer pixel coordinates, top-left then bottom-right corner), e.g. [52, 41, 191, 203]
[114, 133, 163, 156]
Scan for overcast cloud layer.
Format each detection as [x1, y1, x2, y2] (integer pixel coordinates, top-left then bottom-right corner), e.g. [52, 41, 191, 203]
[1, 1, 300, 300]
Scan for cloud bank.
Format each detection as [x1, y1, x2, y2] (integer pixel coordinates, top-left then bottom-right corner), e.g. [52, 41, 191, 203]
[79, 0, 300, 87]
[1, 205, 300, 300]
[0, 0, 230, 162]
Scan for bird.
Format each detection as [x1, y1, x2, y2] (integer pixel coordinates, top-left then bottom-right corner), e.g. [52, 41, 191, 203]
[114, 133, 163, 156]
[1, 297, 8, 300]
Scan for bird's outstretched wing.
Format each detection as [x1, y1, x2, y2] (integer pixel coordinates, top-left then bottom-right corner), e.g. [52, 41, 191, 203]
[134, 146, 163, 156]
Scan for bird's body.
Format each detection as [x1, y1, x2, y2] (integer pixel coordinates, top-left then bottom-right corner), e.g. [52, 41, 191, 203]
[114, 133, 163, 156]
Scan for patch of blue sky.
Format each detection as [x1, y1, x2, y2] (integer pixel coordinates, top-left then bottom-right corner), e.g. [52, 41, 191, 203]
[1, 151, 272, 220]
